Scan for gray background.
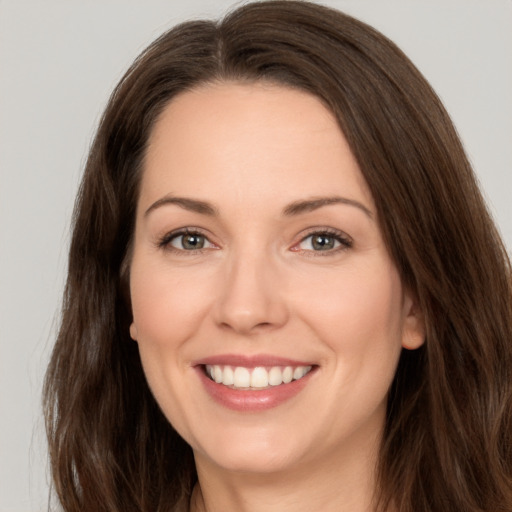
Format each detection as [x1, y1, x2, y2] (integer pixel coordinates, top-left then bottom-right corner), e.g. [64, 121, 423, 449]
[1, 1, 511, 510]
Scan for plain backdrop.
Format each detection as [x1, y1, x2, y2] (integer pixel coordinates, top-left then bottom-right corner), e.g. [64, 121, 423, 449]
[0, 1, 511, 510]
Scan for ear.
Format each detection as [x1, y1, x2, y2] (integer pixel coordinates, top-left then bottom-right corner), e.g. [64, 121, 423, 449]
[129, 322, 139, 341]
[401, 293, 425, 350]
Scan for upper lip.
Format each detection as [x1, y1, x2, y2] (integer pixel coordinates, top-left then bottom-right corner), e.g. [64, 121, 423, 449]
[192, 354, 315, 368]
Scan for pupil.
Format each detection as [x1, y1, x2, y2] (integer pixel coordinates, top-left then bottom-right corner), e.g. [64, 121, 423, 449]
[313, 235, 334, 250]
[183, 235, 204, 249]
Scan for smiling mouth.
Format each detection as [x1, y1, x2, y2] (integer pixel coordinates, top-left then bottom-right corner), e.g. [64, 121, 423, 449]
[204, 364, 313, 390]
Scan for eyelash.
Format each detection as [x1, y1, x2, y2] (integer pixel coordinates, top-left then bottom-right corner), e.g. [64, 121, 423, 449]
[157, 228, 213, 254]
[156, 227, 353, 256]
[293, 228, 353, 256]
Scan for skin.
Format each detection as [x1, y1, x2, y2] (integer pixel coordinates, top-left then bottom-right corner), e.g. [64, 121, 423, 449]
[129, 82, 424, 512]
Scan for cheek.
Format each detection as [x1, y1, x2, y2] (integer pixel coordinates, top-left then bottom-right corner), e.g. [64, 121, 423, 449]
[128, 257, 215, 433]
[293, 260, 405, 436]
[293, 259, 405, 362]
[130, 259, 215, 347]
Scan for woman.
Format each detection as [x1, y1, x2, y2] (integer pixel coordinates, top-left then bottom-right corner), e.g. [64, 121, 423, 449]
[44, 1, 512, 511]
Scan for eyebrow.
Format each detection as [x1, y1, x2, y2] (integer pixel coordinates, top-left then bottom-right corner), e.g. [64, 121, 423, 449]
[144, 194, 373, 219]
[282, 196, 373, 219]
[144, 195, 218, 217]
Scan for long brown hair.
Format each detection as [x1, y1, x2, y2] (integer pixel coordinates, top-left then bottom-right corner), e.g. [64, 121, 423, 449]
[44, 1, 512, 510]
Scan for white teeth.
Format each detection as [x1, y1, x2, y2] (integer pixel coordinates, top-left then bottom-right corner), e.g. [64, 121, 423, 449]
[222, 366, 234, 386]
[293, 366, 305, 380]
[205, 364, 312, 389]
[251, 367, 269, 388]
[268, 366, 283, 386]
[282, 366, 293, 383]
[233, 367, 251, 388]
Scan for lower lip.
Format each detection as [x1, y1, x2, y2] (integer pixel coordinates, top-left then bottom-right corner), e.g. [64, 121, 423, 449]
[196, 366, 314, 412]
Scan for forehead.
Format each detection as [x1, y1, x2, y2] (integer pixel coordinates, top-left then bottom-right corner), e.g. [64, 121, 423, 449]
[140, 81, 373, 212]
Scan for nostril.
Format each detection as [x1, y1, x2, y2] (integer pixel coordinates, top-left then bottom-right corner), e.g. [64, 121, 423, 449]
[218, 320, 275, 334]
[255, 322, 272, 329]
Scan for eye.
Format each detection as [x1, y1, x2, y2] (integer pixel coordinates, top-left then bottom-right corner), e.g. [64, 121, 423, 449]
[158, 229, 216, 252]
[171, 233, 207, 250]
[294, 229, 352, 253]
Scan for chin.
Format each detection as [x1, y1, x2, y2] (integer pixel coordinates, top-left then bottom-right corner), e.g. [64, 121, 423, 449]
[197, 444, 301, 475]
[190, 422, 310, 475]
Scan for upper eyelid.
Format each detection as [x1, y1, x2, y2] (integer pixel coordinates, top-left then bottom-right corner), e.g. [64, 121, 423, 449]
[297, 227, 352, 242]
[162, 226, 210, 238]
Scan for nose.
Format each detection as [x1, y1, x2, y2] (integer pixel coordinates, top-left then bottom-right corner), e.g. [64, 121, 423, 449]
[213, 250, 289, 335]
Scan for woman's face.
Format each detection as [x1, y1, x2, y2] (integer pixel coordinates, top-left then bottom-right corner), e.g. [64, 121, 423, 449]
[129, 82, 424, 477]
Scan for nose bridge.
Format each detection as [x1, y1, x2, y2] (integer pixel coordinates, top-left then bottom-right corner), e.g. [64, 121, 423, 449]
[214, 242, 288, 333]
